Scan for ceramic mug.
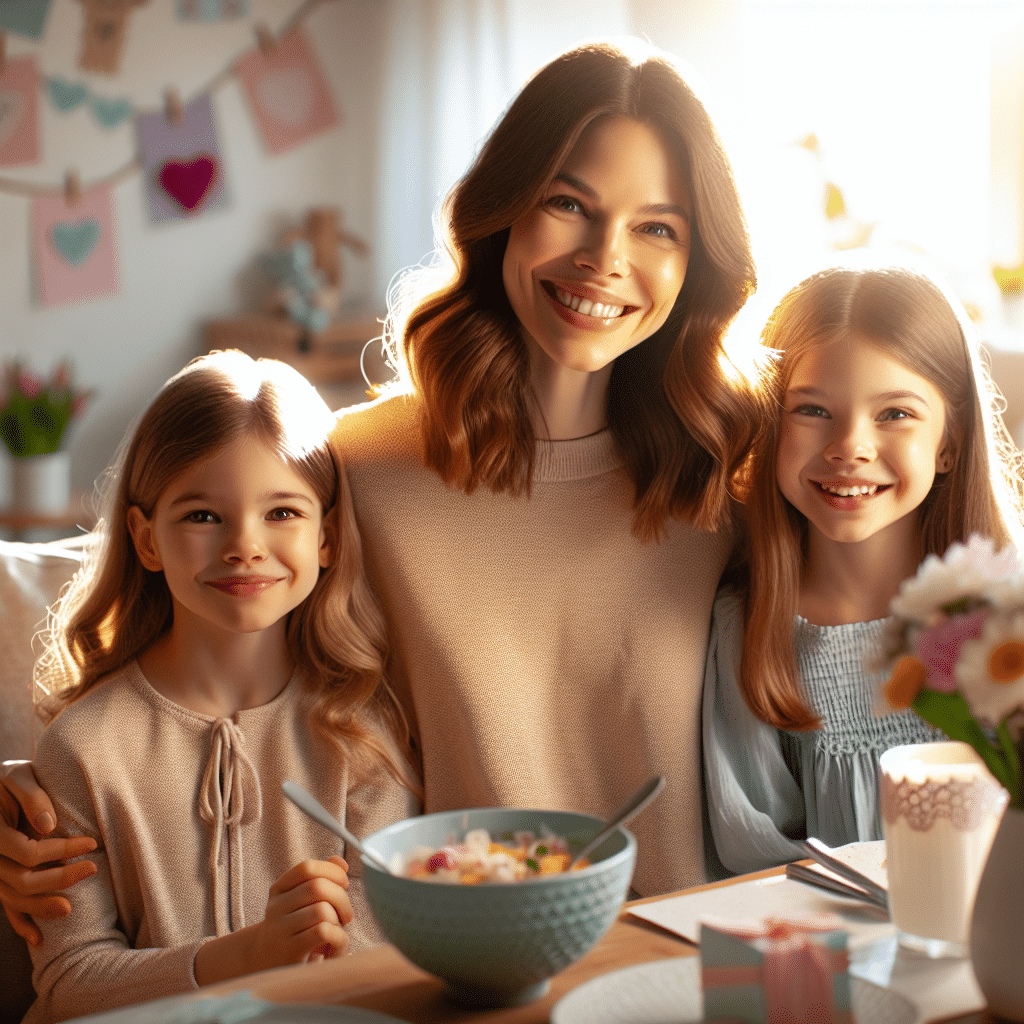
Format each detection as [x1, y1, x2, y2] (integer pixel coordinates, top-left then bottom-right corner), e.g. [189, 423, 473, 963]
[879, 741, 1007, 958]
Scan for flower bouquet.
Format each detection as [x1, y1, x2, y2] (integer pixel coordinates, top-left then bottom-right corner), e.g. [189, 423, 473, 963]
[0, 361, 91, 458]
[878, 535, 1024, 808]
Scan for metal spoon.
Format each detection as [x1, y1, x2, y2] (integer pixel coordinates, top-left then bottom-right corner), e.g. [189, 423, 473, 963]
[282, 779, 393, 875]
[569, 775, 666, 869]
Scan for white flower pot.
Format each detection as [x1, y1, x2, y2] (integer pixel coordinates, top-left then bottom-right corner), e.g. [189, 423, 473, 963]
[10, 451, 71, 515]
[970, 805, 1024, 1021]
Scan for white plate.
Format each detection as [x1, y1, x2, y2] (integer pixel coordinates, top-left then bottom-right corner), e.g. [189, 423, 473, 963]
[550, 956, 917, 1024]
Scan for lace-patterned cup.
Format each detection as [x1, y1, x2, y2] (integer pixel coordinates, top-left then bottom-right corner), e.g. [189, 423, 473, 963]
[880, 741, 1008, 958]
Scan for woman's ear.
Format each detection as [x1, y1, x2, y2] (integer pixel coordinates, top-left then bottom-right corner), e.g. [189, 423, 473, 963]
[127, 506, 163, 572]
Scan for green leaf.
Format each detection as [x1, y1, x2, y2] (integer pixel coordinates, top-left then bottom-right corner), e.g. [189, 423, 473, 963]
[997, 718, 1023, 808]
[911, 690, 1013, 791]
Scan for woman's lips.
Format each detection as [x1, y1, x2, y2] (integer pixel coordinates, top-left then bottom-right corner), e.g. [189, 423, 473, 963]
[205, 576, 281, 597]
[542, 281, 636, 328]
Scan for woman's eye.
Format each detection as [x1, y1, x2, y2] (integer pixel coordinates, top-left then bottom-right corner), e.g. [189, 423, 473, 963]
[640, 222, 677, 240]
[546, 195, 585, 215]
[183, 510, 217, 524]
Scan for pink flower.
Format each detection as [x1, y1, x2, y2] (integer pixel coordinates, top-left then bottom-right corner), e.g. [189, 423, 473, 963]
[913, 607, 990, 691]
[17, 372, 42, 399]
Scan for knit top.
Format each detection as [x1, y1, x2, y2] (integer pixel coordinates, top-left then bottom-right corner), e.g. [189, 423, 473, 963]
[26, 661, 418, 1023]
[331, 393, 733, 896]
[703, 590, 937, 877]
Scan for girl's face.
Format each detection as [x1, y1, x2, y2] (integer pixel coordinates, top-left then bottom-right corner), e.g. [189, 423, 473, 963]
[128, 434, 331, 638]
[776, 333, 951, 549]
[501, 114, 692, 375]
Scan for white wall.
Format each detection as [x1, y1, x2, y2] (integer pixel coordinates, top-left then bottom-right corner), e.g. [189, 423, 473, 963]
[0, 0, 386, 495]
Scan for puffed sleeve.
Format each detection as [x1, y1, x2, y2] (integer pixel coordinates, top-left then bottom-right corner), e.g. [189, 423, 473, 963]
[702, 590, 806, 875]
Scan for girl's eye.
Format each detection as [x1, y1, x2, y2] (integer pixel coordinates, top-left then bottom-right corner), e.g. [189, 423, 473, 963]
[878, 408, 911, 422]
[792, 404, 829, 418]
[183, 510, 217, 524]
[267, 508, 298, 521]
[545, 195, 585, 215]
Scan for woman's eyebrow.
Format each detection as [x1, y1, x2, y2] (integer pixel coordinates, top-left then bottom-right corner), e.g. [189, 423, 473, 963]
[552, 172, 690, 221]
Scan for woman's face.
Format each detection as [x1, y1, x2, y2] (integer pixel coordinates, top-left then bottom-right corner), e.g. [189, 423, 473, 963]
[502, 115, 692, 376]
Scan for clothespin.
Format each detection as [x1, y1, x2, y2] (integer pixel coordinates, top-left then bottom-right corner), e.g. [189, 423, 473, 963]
[255, 24, 276, 58]
[64, 170, 82, 208]
[163, 87, 184, 127]
[0, 33, 7, 77]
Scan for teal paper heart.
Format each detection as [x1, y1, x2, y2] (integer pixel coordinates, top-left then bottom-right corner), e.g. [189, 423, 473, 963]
[91, 95, 133, 129]
[46, 78, 88, 112]
[50, 220, 100, 266]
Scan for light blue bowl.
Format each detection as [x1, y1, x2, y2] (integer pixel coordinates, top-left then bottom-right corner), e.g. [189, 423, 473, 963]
[361, 807, 636, 1009]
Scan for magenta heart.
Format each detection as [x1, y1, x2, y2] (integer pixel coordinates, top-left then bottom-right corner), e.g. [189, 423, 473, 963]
[158, 155, 218, 212]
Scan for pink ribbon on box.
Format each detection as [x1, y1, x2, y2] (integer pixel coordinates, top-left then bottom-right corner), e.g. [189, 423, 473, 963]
[701, 916, 851, 1024]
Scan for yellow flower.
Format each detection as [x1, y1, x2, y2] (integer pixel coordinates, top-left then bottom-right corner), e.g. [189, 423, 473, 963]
[885, 656, 927, 709]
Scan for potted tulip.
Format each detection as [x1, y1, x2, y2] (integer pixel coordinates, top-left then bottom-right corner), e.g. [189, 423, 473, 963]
[0, 361, 91, 514]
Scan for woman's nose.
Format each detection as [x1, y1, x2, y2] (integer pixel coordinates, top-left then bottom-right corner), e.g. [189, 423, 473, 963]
[574, 221, 627, 277]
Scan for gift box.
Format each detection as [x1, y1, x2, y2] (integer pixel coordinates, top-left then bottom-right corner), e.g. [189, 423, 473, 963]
[700, 915, 852, 1024]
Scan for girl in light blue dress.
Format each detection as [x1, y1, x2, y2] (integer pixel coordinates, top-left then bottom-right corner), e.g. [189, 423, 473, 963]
[704, 264, 1024, 876]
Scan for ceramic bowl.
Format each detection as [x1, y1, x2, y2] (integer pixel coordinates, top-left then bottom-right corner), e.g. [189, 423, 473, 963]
[360, 807, 636, 1009]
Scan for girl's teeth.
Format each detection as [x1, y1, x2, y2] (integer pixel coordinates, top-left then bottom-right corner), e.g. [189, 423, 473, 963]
[824, 484, 878, 496]
[555, 287, 624, 319]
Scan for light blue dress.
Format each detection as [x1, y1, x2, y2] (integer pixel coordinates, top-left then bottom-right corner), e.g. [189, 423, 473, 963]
[702, 590, 939, 878]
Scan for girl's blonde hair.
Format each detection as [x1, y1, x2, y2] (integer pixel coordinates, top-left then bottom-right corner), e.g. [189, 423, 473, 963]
[36, 350, 417, 790]
[387, 39, 761, 542]
[740, 265, 1024, 730]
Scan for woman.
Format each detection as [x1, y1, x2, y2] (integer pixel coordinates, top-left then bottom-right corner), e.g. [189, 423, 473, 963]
[1, 38, 760, 946]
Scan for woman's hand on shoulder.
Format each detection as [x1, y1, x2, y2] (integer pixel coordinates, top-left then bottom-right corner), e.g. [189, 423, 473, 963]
[0, 760, 98, 946]
[195, 856, 353, 984]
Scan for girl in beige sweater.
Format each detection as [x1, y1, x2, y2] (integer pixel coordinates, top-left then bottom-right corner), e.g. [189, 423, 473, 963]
[23, 351, 419, 1022]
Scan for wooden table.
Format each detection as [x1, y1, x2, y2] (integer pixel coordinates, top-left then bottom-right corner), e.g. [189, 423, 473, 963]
[202, 868, 994, 1023]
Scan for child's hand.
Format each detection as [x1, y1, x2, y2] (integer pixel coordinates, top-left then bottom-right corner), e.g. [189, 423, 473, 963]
[195, 856, 353, 985]
[256, 856, 353, 966]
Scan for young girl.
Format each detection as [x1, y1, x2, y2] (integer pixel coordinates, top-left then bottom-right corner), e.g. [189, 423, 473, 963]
[704, 264, 1024, 876]
[24, 350, 419, 1022]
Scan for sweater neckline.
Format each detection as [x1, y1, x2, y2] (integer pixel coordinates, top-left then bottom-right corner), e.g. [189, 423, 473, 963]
[532, 428, 624, 482]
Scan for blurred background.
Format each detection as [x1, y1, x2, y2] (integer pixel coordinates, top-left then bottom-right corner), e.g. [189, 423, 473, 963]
[1, 0, 1022, 522]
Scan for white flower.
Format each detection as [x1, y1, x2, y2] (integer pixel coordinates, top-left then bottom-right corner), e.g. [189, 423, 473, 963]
[890, 536, 1022, 626]
[955, 610, 1024, 726]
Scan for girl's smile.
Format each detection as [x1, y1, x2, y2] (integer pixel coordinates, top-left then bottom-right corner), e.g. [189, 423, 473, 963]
[777, 333, 950, 550]
[128, 434, 331, 639]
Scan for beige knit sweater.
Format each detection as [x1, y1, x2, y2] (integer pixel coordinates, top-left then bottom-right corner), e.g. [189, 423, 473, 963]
[331, 394, 732, 897]
[26, 661, 418, 1024]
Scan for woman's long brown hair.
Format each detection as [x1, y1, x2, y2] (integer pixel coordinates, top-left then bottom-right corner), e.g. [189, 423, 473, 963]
[390, 41, 761, 541]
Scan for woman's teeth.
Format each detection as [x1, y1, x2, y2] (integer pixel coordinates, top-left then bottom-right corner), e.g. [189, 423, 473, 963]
[554, 287, 624, 319]
[820, 483, 879, 497]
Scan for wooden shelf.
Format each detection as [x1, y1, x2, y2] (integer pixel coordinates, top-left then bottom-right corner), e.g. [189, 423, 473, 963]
[205, 315, 384, 386]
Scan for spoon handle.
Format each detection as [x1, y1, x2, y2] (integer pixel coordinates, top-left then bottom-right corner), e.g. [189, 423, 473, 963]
[282, 779, 392, 875]
[569, 775, 666, 869]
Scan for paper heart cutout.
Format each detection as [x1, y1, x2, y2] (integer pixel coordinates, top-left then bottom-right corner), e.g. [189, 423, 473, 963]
[91, 95, 133, 129]
[46, 78, 88, 112]
[158, 155, 218, 212]
[0, 90, 27, 149]
[256, 66, 314, 128]
[50, 219, 101, 266]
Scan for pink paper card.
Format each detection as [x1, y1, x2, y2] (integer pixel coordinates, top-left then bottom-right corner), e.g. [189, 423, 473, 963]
[0, 55, 41, 167]
[32, 185, 119, 307]
[235, 28, 339, 156]
[136, 94, 228, 223]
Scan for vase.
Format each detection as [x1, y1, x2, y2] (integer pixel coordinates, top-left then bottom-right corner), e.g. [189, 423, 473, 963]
[10, 451, 72, 515]
[970, 805, 1024, 1021]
